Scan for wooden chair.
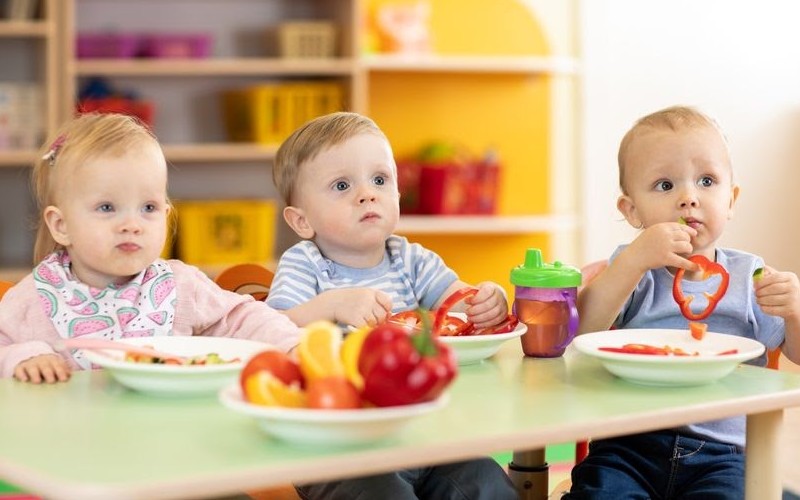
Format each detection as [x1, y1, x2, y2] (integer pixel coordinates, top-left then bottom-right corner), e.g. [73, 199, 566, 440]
[214, 263, 273, 301]
[549, 260, 783, 498]
[213, 264, 300, 500]
[0, 280, 13, 299]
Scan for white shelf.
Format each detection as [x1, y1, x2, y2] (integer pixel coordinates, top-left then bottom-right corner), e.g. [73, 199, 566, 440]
[396, 214, 578, 235]
[163, 143, 278, 163]
[76, 58, 357, 77]
[362, 54, 579, 75]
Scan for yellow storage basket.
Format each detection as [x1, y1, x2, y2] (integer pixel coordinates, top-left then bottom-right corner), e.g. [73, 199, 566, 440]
[175, 200, 277, 266]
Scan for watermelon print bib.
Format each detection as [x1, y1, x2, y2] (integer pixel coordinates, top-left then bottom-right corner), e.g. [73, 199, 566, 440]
[34, 252, 178, 369]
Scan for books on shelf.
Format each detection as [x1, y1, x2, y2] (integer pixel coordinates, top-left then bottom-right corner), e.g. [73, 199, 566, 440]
[0, 82, 43, 150]
[3, 0, 40, 20]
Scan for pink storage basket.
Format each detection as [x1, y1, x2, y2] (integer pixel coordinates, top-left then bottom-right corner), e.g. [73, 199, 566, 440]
[139, 34, 212, 58]
[76, 33, 139, 59]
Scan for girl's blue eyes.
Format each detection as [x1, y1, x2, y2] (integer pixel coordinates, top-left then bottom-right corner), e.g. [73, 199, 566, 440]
[335, 181, 349, 191]
[96, 204, 160, 213]
[699, 176, 714, 187]
[373, 175, 386, 186]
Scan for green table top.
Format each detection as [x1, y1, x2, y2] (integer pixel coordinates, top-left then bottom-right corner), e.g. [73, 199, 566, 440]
[2, 342, 800, 500]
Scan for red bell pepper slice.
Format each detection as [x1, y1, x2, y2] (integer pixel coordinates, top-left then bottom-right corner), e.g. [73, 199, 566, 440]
[471, 314, 520, 336]
[387, 310, 475, 336]
[433, 288, 478, 334]
[672, 255, 730, 321]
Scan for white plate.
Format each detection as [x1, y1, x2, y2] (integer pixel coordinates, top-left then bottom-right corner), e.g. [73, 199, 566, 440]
[573, 329, 765, 387]
[438, 313, 525, 365]
[82, 336, 273, 397]
[219, 384, 448, 447]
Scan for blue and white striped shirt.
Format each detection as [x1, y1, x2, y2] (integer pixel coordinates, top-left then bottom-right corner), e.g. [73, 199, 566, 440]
[266, 236, 458, 313]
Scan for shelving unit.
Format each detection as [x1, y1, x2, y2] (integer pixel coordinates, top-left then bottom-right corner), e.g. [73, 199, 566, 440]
[0, 0, 581, 284]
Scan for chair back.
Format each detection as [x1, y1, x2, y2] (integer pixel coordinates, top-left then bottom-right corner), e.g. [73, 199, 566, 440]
[214, 264, 274, 301]
[0, 280, 13, 300]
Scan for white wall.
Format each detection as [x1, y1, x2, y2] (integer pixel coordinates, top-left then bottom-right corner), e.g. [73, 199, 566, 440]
[580, 0, 800, 274]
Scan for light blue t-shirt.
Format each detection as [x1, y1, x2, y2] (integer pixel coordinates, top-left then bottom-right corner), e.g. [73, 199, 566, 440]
[266, 235, 458, 314]
[610, 245, 785, 449]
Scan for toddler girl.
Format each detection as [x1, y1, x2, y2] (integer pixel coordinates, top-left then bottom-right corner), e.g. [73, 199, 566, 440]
[0, 113, 300, 383]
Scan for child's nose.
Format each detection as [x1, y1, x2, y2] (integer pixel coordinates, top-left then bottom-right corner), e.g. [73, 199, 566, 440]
[681, 195, 697, 208]
[119, 215, 143, 233]
[678, 187, 699, 208]
[358, 186, 377, 204]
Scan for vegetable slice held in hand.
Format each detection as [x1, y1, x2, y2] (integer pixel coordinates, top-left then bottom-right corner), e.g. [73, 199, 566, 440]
[672, 255, 730, 321]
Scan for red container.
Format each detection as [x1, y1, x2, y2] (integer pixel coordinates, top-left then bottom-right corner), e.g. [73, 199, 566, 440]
[417, 160, 499, 215]
[77, 98, 155, 128]
[396, 159, 421, 214]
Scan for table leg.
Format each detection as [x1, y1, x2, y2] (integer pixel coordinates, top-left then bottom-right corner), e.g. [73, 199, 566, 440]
[745, 409, 783, 500]
[508, 448, 548, 500]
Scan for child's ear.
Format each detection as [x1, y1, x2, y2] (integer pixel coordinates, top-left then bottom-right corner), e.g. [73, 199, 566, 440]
[283, 206, 315, 239]
[616, 194, 642, 229]
[43, 206, 70, 246]
[728, 184, 740, 219]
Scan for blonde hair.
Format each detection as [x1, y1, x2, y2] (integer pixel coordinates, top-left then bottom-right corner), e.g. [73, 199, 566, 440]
[273, 111, 388, 205]
[617, 105, 730, 193]
[31, 113, 164, 263]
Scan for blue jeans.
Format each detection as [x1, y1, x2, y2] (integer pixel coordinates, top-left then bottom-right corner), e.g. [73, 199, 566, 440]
[294, 458, 518, 500]
[564, 430, 744, 500]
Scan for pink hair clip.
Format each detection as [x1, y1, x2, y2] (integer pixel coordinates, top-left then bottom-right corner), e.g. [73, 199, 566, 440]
[42, 134, 66, 166]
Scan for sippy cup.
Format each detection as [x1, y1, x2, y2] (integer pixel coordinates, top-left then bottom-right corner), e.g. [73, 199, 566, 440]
[510, 248, 581, 357]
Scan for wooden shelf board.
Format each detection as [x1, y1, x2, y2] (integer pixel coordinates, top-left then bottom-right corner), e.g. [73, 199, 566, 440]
[0, 266, 31, 282]
[75, 57, 357, 77]
[396, 214, 578, 235]
[362, 54, 579, 74]
[0, 21, 49, 37]
[163, 143, 278, 163]
[0, 150, 36, 167]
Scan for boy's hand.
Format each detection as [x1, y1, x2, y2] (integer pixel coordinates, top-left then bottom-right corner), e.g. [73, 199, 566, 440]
[465, 282, 509, 329]
[755, 266, 800, 321]
[624, 222, 698, 273]
[327, 288, 392, 327]
[14, 354, 71, 384]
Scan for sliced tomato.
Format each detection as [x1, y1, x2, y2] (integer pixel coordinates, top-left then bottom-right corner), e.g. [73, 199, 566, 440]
[239, 350, 304, 394]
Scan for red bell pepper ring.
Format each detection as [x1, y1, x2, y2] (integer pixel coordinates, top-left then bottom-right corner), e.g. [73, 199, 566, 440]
[358, 312, 457, 407]
[672, 255, 730, 321]
[433, 288, 478, 334]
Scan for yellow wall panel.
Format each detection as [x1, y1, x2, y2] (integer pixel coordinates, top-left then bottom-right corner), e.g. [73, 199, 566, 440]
[365, 0, 551, 55]
[405, 233, 551, 296]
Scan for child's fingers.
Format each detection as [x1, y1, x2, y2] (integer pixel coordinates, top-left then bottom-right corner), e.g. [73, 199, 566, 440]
[375, 291, 393, 313]
[672, 255, 700, 272]
[13, 364, 29, 382]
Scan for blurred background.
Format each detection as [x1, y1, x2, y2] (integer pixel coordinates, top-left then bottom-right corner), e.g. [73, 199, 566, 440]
[1, 0, 800, 290]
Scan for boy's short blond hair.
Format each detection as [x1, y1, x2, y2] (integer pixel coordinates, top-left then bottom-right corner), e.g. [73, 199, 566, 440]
[273, 111, 388, 206]
[617, 105, 731, 193]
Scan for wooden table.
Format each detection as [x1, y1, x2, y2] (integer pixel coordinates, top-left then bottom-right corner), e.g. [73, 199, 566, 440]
[1, 342, 799, 500]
